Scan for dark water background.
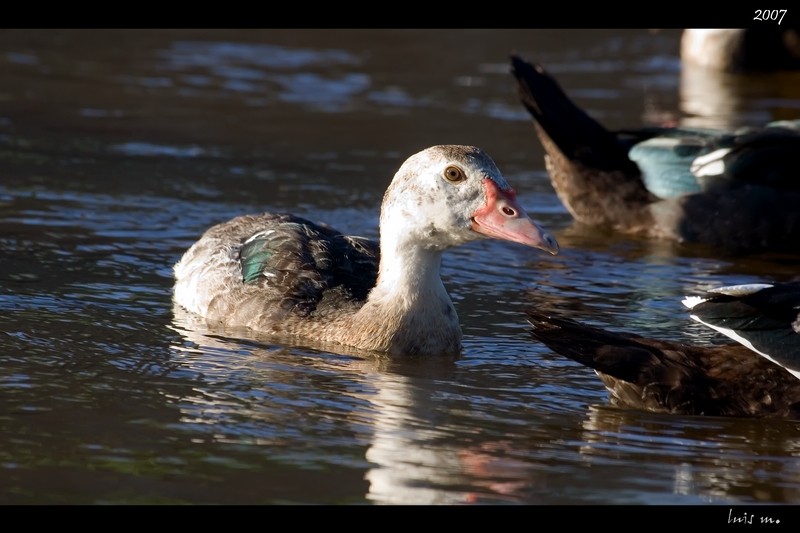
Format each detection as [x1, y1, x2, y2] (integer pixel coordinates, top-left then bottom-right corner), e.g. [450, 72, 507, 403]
[1, 29, 800, 505]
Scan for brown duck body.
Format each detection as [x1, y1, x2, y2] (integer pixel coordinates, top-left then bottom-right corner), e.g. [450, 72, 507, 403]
[510, 54, 800, 255]
[527, 282, 800, 419]
[528, 310, 800, 419]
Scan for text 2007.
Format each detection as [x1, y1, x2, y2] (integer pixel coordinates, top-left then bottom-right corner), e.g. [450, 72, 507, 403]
[754, 9, 787, 24]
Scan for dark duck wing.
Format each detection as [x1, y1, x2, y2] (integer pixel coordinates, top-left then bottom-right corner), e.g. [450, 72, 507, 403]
[629, 120, 800, 196]
[238, 214, 380, 315]
[527, 309, 800, 419]
[683, 282, 800, 380]
[509, 54, 800, 255]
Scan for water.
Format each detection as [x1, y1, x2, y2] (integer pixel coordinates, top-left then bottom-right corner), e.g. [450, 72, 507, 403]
[1, 29, 800, 505]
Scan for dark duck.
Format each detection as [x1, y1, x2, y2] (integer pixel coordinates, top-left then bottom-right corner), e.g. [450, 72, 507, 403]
[527, 282, 800, 419]
[509, 54, 800, 256]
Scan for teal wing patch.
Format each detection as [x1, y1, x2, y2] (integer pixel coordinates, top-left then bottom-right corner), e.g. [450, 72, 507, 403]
[240, 230, 279, 284]
[238, 217, 379, 316]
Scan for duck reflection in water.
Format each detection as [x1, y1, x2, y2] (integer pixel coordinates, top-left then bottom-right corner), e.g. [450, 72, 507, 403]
[170, 304, 540, 504]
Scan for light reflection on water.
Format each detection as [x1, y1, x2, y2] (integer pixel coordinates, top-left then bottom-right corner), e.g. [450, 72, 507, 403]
[0, 29, 799, 505]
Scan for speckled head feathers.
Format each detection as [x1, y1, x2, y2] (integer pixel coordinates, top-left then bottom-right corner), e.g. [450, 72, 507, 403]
[377, 145, 557, 255]
[399, 145, 513, 191]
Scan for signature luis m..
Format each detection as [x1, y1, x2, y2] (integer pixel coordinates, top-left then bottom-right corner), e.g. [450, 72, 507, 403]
[728, 508, 781, 525]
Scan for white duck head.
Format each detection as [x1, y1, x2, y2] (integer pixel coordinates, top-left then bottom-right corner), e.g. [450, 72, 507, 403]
[379, 145, 559, 256]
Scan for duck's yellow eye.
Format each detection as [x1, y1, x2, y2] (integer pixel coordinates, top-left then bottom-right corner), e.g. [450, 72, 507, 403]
[443, 165, 466, 182]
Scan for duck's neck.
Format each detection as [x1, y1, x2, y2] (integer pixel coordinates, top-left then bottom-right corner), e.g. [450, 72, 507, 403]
[339, 230, 462, 355]
[373, 242, 449, 305]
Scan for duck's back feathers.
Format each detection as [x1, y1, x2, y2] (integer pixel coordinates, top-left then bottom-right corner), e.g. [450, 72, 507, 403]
[605, 121, 800, 198]
[174, 213, 379, 328]
[683, 282, 800, 379]
[702, 123, 800, 191]
[527, 309, 800, 419]
[626, 131, 715, 199]
[238, 215, 379, 314]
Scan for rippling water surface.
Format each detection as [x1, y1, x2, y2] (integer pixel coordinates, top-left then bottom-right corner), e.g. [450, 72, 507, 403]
[1, 29, 800, 506]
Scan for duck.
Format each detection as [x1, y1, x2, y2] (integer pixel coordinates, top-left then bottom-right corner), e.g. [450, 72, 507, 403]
[173, 145, 559, 356]
[509, 54, 800, 256]
[527, 281, 800, 419]
[681, 28, 800, 73]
